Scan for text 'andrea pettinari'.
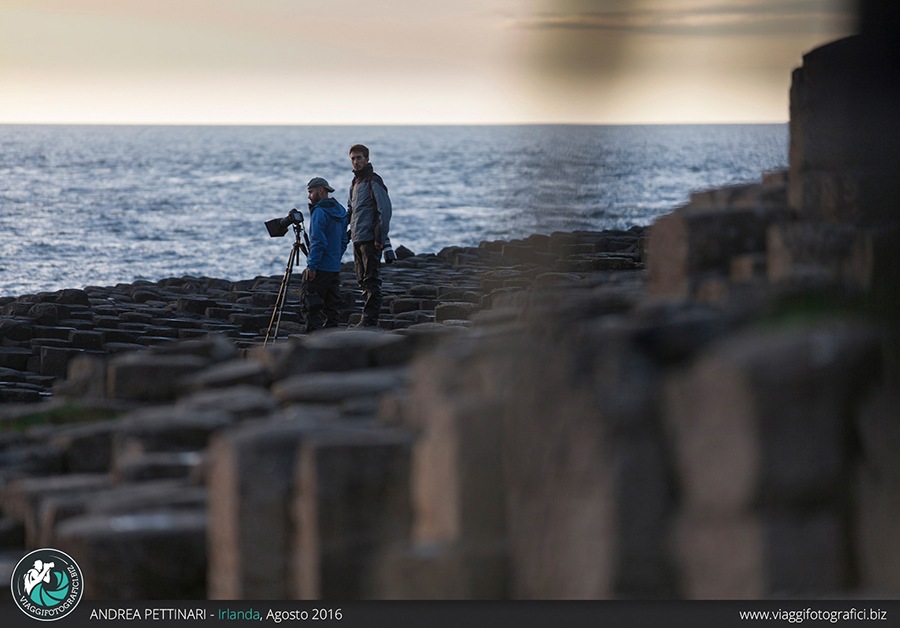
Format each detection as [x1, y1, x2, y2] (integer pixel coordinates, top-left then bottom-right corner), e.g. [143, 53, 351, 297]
[89, 608, 207, 620]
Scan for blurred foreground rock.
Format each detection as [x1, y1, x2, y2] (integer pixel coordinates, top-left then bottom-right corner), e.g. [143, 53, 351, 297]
[0, 214, 893, 601]
[0, 178, 896, 602]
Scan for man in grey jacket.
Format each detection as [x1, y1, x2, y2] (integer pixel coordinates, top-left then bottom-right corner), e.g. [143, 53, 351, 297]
[347, 143, 392, 327]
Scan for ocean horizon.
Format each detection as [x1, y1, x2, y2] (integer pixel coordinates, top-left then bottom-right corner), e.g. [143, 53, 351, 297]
[0, 123, 789, 297]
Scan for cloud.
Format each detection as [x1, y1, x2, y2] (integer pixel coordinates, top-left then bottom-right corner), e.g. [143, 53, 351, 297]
[511, 0, 855, 37]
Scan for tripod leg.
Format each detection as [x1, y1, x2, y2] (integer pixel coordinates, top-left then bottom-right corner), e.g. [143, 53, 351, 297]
[264, 243, 296, 346]
[273, 245, 303, 339]
[264, 271, 289, 345]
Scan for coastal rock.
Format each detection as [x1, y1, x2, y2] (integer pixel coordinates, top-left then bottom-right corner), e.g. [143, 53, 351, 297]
[788, 28, 900, 227]
[206, 414, 335, 599]
[533, 272, 583, 287]
[0, 347, 32, 371]
[70, 330, 105, 351]
[856, 388, 900, 483]
[396, 337, 519, 597]
[630, 305, 733, 364]
[434, 302, 479, 323]
[272, 368, 407, 404]
[176, 385, 279, 420]
[298, 330, 411, 372]
[0, 517, 26, 548]
[55, 289, 92, 307]
[560, 243, 597, 257]
[54, 354, 107, 398]
[687, 182, 787, 211]
[102, 341, 146, 354]
[149, 335, 237, 362]
[112, 451, 204, 483]
[766, 221, 872, 288]
[0, 317, 34, 342]
[406, 285, 439, 298]
[39, 346, 84, 378]
[555, 254, 638, 272]
[55, 510, 207, 599]
[0, 178, 896, 606]
[32, 325, 76, 340]
[408, 391, 505, 545]
[730, 253, 767, 282]
[395, 245, 415, 260]
[855, 465, 900, 595]
[373, 541, 509, 600]
[648, 201, 794, 300]
[675, 508, 846, 598]
[292, 429, 414, 599]
[854, 388, 900, 594]
[113, 407, 233, 456]
[38, 479, 203, 546]
[49, 422, 118, 473]
[481, 269, 522, 292]
[389, 298, 422, 315]
[28, 303, 59, 326]
[0, 367, 26, 383]
[86, 480, 206, 515]
[0, 474, 113, 549]
[179, 359, 269, 392]
[441, 319, 473, 328]
[3, 302, 33, 317]
[0, 442, 65, 480]
[106, 353, 210, 401]
[664, 323, 881, 513]
[495, 320, 674, 599]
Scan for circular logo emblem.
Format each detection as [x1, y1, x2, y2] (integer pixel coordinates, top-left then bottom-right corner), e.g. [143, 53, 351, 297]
[11, 549, 83, 621]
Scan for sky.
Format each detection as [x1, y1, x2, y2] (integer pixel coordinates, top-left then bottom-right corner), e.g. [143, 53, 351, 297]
[0, 0, 855, 124]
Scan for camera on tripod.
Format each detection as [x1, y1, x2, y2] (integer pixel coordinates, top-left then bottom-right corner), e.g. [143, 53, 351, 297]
[265, 209, 304, 238]
[262, 208, 311, 346]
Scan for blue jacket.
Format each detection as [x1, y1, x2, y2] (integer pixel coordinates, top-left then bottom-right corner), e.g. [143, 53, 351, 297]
[306, 198, 349, 272]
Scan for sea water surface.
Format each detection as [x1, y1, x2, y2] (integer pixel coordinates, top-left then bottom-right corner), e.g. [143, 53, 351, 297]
[0, 124, 788, 296]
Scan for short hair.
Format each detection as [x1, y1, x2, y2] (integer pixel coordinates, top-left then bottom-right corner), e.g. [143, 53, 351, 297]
[349, 144, 369, 159]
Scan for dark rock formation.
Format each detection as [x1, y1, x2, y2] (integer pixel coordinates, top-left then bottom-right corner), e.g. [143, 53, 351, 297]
[789, 3, 900, 228]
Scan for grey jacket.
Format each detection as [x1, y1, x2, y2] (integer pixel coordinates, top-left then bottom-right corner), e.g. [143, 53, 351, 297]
[348, 166, 392, 244]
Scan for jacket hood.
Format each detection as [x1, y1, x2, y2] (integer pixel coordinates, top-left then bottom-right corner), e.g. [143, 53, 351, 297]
[313, 197, 347, 220]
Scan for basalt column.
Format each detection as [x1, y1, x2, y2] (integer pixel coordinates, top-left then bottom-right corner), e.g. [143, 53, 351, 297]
[789, 1, 899, 227]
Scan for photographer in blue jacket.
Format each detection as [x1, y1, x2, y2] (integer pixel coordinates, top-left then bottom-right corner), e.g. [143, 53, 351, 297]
[299, 177, 349, 332]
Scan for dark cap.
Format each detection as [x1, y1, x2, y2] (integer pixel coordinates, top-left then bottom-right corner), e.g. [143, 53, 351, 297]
[307, 177, 334, 192]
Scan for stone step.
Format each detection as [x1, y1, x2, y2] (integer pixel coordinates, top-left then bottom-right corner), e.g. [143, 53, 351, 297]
[70, 330, 105, 351]
[29, 338, 72, 350]
[0, 347, 32, 371]
[292, 429, 414, 599]
[31, 325, 77, 340]
[0, 367, 26, 383]
[55, 510, 207, 599]
[207, 413, 339, 599]
[39, 346, 86, 378]
[94, 328, 141, 344]
[0, 474, 113, 549]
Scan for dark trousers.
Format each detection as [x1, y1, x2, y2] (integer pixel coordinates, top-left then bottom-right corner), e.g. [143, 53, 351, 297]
[299, 270, 341, 332]
[353, 240, 382, 324]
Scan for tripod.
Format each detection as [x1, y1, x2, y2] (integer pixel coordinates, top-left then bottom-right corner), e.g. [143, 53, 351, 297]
[264, 221, 310, 346]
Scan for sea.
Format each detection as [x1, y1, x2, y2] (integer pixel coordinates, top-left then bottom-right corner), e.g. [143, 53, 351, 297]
[0, 124, 789, 297]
